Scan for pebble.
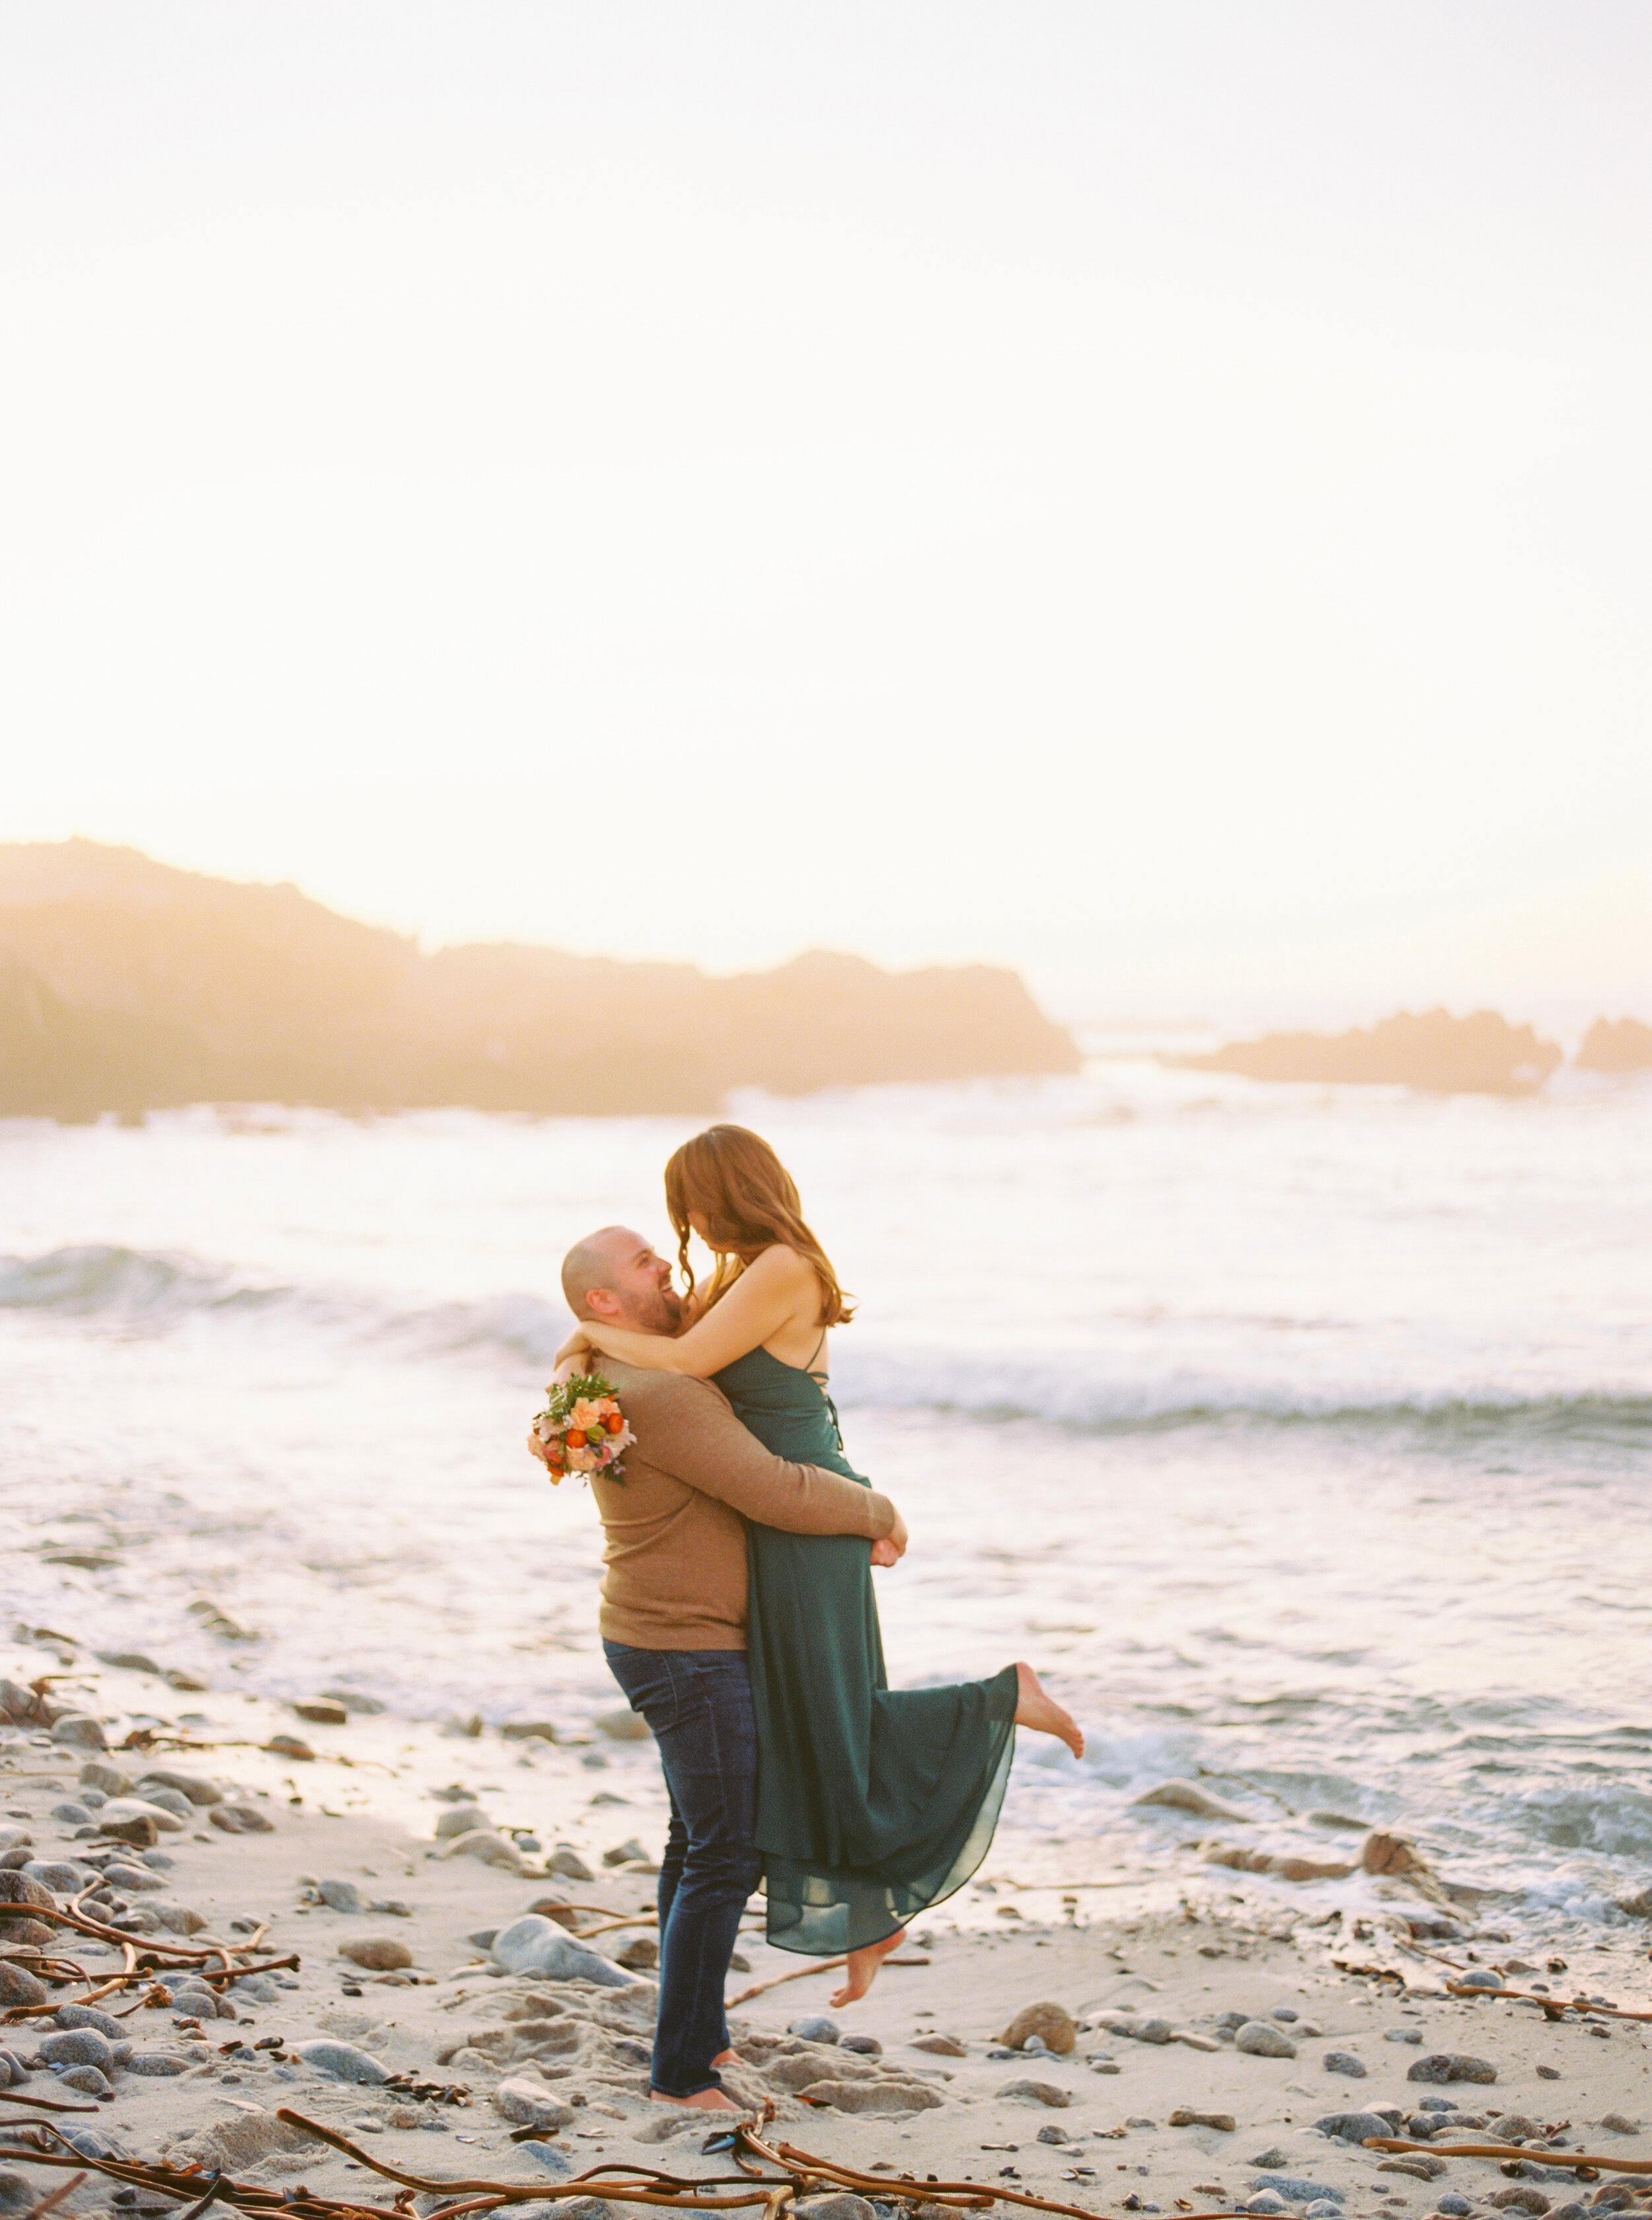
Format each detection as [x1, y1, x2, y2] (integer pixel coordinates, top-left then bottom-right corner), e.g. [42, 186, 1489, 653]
[0, 2174, 30, 2215]
[792, 2200, 876, 2220]
[339, 1937, 414, 1971]
[911, 2034, 967, 2056]
[40, 2028, 116, 2073]
[1250, 2178, 1344, 2205]
[0, 1965, 47, 2009]
[788, 2016, 841, 2044]
[520, 2143, 576, 2178]
[546, 1847, 595, 1882]
[594, 1708, 652, 1741]
[1323, 2050, 1368, 2077]
[1437, 2200, 1472, 2216]
[292, 2040, 391, 2085]
[492, 2078, 577, 2130]
[1246, 2198, 1289, 2215]
[490, 1914, 636, 1987]
[1306, 2203, 1343, 2218]
[1131, 1779, 1250, 1821]
[50, 1715, 108, 1752]
[1316, 2112, 1398, 2145]
[433, 1805, 490, 1839]
[1002, 2001, 1078, 2055]
[839, 2033, 882, 2056]
[603, 1838, 650, 1866]
[50, 1802, 93, 1827]
[1170, 2107, 1237, 2133]
[997, 2079, 1071, 2108]
[615, 1935, 659, 1970]
[317, 1878, 366, 1913]
[124, 2052, 189, 2076]
[1385, 2027, 1425, 2043]
[209, 1802, 274, 1833]
[1234, 2021, 1296, 2058]
[55, 2007, 127, 2040]
[1248, 2149, 1290, 2168]
[78, 1761, 133, 1796]
[1409, 2054, 1497, 2085]
[1456, 1971, 1505, 1991]
[56, 2064, 114, 2098]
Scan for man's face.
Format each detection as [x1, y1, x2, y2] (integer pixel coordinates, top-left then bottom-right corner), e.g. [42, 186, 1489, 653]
[587, 1230, 683, 1334]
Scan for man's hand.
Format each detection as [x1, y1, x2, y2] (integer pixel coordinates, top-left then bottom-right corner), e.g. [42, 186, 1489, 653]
[870, 1509, 907, 1568]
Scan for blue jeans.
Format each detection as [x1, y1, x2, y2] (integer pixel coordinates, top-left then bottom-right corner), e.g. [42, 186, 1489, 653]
[601, 1642, 763, 2098]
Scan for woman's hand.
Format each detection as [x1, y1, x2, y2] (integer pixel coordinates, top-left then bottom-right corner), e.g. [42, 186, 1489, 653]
[554, 1329, 594, 1372]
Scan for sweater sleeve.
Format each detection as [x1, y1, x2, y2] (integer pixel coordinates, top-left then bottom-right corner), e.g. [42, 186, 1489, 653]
[642, 1376, 896, 1539]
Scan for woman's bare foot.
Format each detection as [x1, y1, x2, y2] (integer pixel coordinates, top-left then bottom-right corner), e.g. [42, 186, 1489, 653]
[829, 1927, 906, 2009]
[650, 2083, 740, 2110]
[1014, 1661, 1084, 1758]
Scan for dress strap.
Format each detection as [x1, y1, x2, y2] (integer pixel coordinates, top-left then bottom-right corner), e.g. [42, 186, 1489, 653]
[804, 1327, 829, 1381]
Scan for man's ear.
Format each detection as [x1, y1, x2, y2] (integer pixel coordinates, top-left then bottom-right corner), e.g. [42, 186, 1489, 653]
[585, 1287, 620, 1320]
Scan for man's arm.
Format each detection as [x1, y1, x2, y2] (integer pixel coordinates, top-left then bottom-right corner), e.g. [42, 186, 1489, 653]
[648, 1376, 899, 1541]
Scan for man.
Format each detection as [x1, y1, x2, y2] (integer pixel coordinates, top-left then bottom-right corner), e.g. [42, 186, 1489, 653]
[528, 1224, 906, 2113]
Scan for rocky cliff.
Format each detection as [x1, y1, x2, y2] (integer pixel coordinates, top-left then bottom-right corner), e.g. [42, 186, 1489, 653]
[0, 841, 1080, 1120]
[1170, 1007, 1564, 1095]
[1576, 1015, 1652, 1072]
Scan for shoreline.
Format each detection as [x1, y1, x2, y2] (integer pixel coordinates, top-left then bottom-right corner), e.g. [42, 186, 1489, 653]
[4, 1648, 1652, 2220]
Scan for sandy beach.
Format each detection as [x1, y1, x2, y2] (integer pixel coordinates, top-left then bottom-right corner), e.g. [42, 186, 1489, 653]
[5, 1644, 1651, 2220]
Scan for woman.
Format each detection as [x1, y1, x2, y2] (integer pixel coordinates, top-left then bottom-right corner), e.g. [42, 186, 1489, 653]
[555, 1123, 1082, 2007]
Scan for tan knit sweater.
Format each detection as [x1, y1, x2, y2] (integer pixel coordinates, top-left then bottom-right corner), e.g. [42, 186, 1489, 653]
[582, 1358, 896, 1651]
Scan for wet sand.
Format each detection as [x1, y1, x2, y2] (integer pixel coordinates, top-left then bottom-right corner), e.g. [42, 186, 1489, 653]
[4, 1648, 1651, 2220]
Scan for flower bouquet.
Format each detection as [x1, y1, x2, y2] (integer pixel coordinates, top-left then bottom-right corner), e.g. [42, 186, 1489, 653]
[532, 1373, 636, 1484]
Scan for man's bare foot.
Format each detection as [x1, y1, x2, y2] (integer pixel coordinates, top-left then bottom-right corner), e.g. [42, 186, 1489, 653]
[829, 1927, 906, 2009]
[1014, 1660, 1084, 1758]
[650, 2084, 740, 2110]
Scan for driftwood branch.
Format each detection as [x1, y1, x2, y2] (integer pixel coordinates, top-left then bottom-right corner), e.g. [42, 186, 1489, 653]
[1369, 2138, 1652, 2177]
[0, 2104, 1259, 2220]
[1444, 1978, 1652, 2025]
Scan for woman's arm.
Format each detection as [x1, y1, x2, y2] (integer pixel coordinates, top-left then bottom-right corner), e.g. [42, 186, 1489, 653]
[555, 1246, 816, 1379]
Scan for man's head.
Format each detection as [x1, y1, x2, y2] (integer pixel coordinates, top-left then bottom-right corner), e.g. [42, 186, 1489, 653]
[560, 1226, 683, 1334]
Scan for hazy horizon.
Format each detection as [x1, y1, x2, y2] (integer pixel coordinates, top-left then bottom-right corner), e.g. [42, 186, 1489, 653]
[3, 3, 1649, 1013]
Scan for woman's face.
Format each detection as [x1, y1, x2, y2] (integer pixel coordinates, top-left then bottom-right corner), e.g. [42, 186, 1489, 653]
[687, 1206, 716, 1248]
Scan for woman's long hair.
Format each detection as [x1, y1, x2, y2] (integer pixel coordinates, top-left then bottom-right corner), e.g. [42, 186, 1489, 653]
[665, 1125, 854, 1327]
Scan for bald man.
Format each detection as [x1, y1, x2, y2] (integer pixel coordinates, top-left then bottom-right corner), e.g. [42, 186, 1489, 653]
[529, 1225, 905, 2112]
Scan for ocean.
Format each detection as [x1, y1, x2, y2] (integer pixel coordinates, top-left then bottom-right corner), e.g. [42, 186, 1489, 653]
[3, 1040, 1649, 1922]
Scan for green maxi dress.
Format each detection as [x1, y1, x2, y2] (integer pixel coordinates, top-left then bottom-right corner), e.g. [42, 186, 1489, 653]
[714, 1345, 1020, 1957]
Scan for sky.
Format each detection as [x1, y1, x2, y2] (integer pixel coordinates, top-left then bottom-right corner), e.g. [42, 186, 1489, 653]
[2, 1, 1649, 1019]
